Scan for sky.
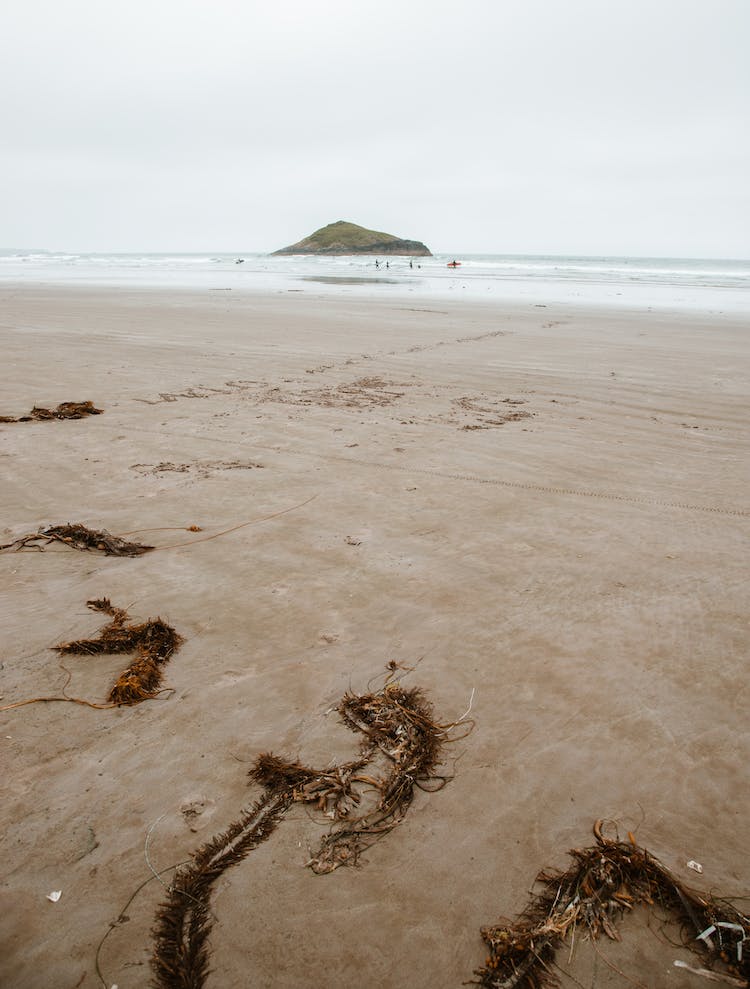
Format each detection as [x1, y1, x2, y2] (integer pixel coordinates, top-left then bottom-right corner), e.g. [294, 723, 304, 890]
[2, 0, 748, 257]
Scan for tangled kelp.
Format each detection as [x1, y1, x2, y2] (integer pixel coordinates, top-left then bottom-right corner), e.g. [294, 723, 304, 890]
[0, 400, 103, 422]
[252, 680, 450, 872]
[55, 598, 182, 705]
[0, 523, 153, 557]
[473, 820, 750, 989]
[151, 673, 465, 989]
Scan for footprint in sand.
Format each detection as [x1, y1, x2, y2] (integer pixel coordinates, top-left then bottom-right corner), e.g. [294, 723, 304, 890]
[180, 796, 217, 833]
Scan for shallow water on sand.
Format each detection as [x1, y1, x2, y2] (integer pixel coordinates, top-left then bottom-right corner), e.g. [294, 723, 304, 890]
[1, 249, 748, 311]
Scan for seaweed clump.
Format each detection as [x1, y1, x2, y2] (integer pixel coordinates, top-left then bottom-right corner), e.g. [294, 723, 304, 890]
[54, 598, 182, 705]
[473, 820, 750, 989]
[0, 400, 103, 422]
[151, 672, 462, 989]
[252, 679, 448, 872]
[0, 523, 153, 557]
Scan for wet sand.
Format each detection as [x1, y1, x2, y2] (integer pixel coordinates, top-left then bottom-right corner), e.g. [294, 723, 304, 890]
[1, 284, 748, 988]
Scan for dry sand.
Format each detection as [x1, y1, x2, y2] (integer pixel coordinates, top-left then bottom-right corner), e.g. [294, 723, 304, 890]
[1, 284, 748, 988]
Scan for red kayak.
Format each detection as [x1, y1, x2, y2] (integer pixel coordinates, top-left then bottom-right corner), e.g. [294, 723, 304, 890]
[447, 260, 461, 267]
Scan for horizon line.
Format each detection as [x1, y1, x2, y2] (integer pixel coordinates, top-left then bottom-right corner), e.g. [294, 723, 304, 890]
[2, 247, 749, 263]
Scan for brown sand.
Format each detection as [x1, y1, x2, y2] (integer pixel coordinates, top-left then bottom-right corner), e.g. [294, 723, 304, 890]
[1, 285, 748, 988]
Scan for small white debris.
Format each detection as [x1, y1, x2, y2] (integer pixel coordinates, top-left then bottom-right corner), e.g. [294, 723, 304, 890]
[687, 859, 703, 874]
[46, 890, 62, 902]
[674, 959, 746, 985]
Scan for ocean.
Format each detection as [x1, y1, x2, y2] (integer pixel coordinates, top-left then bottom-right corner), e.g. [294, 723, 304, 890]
[1, 250, 748, 311]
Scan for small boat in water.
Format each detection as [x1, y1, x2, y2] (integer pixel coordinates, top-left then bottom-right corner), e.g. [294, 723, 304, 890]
[447, 260, 461, 267]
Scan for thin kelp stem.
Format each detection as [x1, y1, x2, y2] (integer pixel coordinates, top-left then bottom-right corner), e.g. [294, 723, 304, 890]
[96, 862, 190, 989]
[147, 494, 318, 551]
[115, 526, 203, 535]
[473, 821, 750, 989]
[1, 497, 316, 557]
[0, 696, 117, 712]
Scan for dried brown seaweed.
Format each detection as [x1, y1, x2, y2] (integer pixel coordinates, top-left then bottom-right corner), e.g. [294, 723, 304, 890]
[0, 523, 153, 556]
[1, 497, 317, 559]
[152, 791, 292, 989]
[473, 821, 750, 988]
[252, 679, 450, 873]
[54, 598, 182, 705]
[151, 671, 465, 989]
[0, 400, 103, 422]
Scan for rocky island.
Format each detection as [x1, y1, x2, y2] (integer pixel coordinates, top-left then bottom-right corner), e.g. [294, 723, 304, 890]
[272, 220, 432, 256]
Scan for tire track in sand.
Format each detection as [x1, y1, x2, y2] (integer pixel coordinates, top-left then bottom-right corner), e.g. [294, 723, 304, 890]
[125, 425, 749, 518]
[319, 453, 750, 517]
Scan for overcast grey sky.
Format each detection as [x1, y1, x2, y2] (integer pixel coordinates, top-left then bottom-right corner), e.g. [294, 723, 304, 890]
[2, 1, 748, 256]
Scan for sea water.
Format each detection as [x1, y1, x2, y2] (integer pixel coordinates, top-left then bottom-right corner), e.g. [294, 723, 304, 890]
[1, 250, 748, 312]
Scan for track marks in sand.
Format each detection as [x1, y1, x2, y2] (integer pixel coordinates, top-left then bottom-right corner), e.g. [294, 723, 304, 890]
[133, 373, 533, 431]
[133, 327, 511, 406]
[303, 326, 510, 373]
[331, 455, 749, 517]
[131, 327, 521, 430]
[258, 375, 406, 411]
[125, 423, 748, 517]
[255, 377, 532, 429]
[453, 395, 532, 430]
[135, 384, 238, 405]
[134, 327, 512, 405]
[274, 442, 749, 517]
[396, 327, 508, 356]
[130, 460, 264, 478]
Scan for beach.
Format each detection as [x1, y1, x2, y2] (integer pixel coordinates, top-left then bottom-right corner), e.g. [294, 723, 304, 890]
[1, 283, 748, 988]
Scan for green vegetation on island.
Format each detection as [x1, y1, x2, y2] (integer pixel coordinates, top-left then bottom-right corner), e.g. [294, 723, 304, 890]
[272, 220, 432, 256]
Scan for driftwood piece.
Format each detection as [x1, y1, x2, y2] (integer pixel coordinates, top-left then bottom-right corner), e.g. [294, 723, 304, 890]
[473, 821, 750, 988]
[0, 523, 153, 557]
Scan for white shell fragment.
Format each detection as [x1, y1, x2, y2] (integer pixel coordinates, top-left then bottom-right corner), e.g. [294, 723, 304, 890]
[687, 859, 703, 873]
[46, 890, 62, 902]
